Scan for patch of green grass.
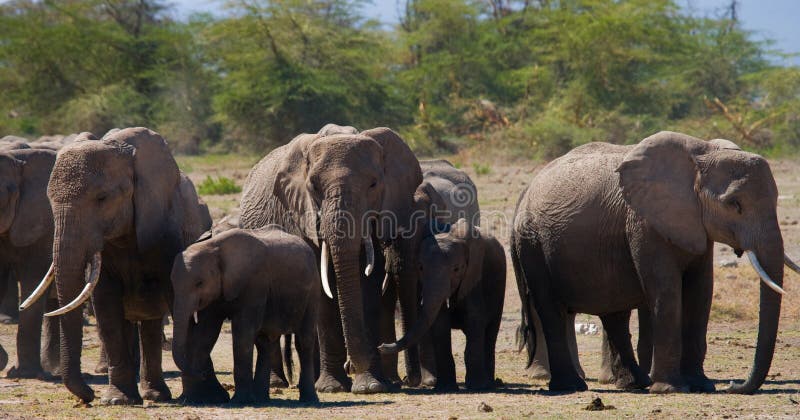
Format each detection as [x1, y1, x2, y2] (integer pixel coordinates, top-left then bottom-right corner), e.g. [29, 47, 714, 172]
[176, 153, 260, 174]
[473, 162, 491, 175]
[197, 176, 242, 195]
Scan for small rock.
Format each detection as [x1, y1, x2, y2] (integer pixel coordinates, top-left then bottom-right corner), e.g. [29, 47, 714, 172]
[584, 397, 615, 411]
[718, 259, 738, 268]
[273, 388, 283, 395]
[652, 408, 662, 413]
[478, 402, 493, 412]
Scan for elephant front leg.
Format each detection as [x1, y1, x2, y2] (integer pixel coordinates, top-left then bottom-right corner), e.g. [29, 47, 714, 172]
[647, 284, 688, 393]
[179, 312, 229, 404]
[379, 279, 402, 386]
[431, 309, 457, 392]
[139, 318, 171, 402]
[680, 252, 715, 393]
[40, 297, 62, 377]
[463, 324, 491, 391]
[8, 265, 48, 379]
[350, 266, 393, 394]
[316, 290, 352, 393]
[230, 314, 258, 405]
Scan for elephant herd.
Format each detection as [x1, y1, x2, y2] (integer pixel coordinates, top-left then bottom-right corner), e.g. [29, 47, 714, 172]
[0, 126, 797, 407]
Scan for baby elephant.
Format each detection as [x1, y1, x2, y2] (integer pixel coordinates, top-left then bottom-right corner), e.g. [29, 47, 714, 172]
[171, 226, 319, 404]
[379, 219, 505, 391]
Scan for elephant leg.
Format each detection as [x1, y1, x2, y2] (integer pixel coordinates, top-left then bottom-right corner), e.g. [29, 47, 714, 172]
[463, 322, 490, 391]
[315, 289, 352, 393]
[92, 276, 141, 405]
[230, 314, 258, 405]
[268, 338, 289, 388]
[296, 307, 319, 403]
[0, 271, 18, 322]
[419, 333, 438, 387]
[637, 306, 653, 376]
[598, 329, 616, 384]
[565, 313, 585, 379]
[524, 308, 551, 380]
[600, 311, 650, 390]
[642, 266, 687, 394]
[351, 263, 392, 394]
[253, 334, 272, 403]
[379, 280, 401, 385]
[179, 311, 229, 404]
[681, 253, 714, 393]
[431, 309, 456, 392]
[139, 318, 170, 402]
[485, 304, 502, 385]
[9, 263, 48, 379]
[40, 296, 61, 377]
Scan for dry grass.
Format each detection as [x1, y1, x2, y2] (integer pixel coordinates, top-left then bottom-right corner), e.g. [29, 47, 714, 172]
[1, 155, 799, 418]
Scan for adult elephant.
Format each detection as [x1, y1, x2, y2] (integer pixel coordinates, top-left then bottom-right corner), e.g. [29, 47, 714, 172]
[511, 131, 799, 394]
[23, 128, 211, 404]
[239, 125, 421, 394]
[381, 159, 479, 387]
[0, 148, 61, 378]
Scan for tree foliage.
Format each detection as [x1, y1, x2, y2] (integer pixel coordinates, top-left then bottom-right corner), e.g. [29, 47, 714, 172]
[1, 0, 798, 156]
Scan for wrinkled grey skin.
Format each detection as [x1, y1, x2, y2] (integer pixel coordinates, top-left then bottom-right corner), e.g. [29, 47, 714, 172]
[379, 219, 505, 391]
[0, 148, 60, 378]
[381, 159, 479, 387]
[512, 131, 786, 394]
[171, 227, 319, 404]
[239, 125, 421, 394]
[46, 128, 211, 404]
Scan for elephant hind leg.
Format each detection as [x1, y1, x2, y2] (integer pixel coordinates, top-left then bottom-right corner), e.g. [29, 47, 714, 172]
[600, 311, 651, 390]
[254, 334, 272, 402]
[268, 338, 289, 388]
[296, 307, 320, 403]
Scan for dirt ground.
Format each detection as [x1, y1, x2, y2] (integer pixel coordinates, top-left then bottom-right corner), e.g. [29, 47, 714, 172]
[1, 154, 799, 419]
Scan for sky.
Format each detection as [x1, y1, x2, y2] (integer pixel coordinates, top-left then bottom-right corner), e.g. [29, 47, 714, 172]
[171, 0, 799, 65]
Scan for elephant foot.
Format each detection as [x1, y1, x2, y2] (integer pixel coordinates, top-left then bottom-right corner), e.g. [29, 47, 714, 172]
[649, 380, 689, 394]
[94, 361, 109, 375]
[685, 374, 716, 393]
[315, 371, 352, 393]
[179, 379, 230, 405]
[298, 385, 319, 403]
[0, 347, 7, 371]
[613, 367, 651, 391]
[141, 380, 172, 402]
[434, 381, 459, 393]
[6, 365, 52, 380]
[352, 371, 391, 394]
[421, 370, 437, 388]
[403, 372, 421, 388]
[597, 367, 615, 384]
[548, 375, 588, 393]
[524, 363, 551, 381]
[269, 372, 289, 388]
[230, 391, 258, 406]
[65, 378, 95, 403]
[100, 383, 143, 406]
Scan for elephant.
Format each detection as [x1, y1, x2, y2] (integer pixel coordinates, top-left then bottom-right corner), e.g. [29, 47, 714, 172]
[381, 159, 480, 387]
[22, 127, 212, 404]
[171, 226, 319, 404]
[0, 147, 62, 379]
[379, 219, 505, 391]
[239, 125, 422, 394]
[511, 131, 800, 394]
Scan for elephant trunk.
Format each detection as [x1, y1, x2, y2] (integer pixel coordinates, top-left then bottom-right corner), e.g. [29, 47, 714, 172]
[379, 271, 449, 355]
[171, 300, 197, 376]
[729, 230, 783, 394]
[50, 205, 95, 402]
[396, 269, 421, 372]
[322, 193, 372, 373]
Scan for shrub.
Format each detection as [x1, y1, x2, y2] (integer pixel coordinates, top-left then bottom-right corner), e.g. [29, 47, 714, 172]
[197, 176, 241, 195]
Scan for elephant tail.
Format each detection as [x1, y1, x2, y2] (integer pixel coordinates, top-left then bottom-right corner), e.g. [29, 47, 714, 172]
[283, 334, 294, 384]
[510, 227, 537, 369]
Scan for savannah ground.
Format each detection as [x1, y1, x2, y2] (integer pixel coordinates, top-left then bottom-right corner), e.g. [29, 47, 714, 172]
[1, 153, 799, 419]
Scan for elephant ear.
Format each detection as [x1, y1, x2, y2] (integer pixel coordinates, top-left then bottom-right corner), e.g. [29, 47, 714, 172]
[361, 128, 422, 236]
[318, 124, 358, 136]
[107, 127, 180, 252]
[9, 149, 56, 247]
[449, 219, 484, 299]
[273, 133, 320, 243]
[616, 131, 708, 255]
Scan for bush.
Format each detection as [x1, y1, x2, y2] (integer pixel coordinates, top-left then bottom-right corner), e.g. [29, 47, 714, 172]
[197, 176, 241, 195]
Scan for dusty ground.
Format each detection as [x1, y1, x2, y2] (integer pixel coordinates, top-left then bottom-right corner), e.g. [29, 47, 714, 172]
[1, 154, 799, 419]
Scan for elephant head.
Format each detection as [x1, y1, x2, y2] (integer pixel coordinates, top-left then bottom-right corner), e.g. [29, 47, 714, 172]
[0, 149, 55, 249]
[27, 127, 182, 401]
[273, 127, 421, 373]
[379, 219, 481, 354]
[616, 131, 800, 393]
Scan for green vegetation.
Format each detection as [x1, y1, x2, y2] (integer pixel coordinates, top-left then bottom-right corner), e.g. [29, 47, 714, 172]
[1, 0, 799, 158]
[197, 176, 242, 195]
[473, 163, 491, 175]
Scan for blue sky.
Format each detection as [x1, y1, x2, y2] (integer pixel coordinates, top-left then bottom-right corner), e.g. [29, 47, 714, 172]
[172, 0, 798, 65]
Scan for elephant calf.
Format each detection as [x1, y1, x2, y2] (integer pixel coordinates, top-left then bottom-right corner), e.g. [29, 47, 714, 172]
[171, 226, 320, 404]
[379, 219, 505, 391]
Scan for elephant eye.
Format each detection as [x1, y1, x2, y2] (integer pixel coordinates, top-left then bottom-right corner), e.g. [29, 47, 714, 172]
[96, 192, 108, 203]
[195, 280, 203, 288]
[369, 179, 377, 189]
[728, 198, 742, 214]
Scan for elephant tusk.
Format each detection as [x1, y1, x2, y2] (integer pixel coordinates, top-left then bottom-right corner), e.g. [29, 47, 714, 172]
[19, 263, 55, 311]
[381, 273, 390, 295]
[320, 241, 333, 299]
[746, 251, 786, 295]
[45, 252, 102, 317]
[446, 299, 450, 309]
[784, 253, 800, 275]
[193, 311, 198, 324]
[364, 232, 374, 277]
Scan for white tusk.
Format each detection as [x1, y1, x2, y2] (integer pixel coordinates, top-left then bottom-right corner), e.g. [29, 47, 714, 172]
[746, 251, 786, 295]
[381, 273, 390, 295]
[784, 253, 800, 275]
[320, 241, 333, 299]
[364, 232, 374, 277]
[446, 299, 450, 309]
[20, 263, 55, 310]
[193, 311, 198, 324]
[45, 252, 102, 317]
